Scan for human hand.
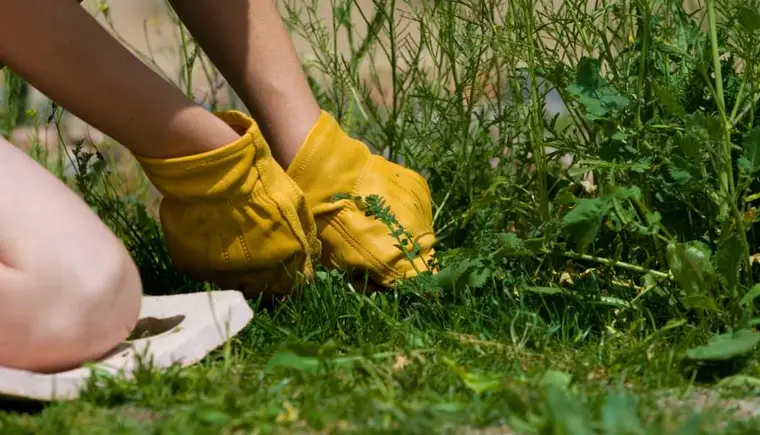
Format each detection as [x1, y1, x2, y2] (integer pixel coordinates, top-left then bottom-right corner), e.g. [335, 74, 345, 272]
[287, 111, 436, 288]
[135, 110, 322, 297]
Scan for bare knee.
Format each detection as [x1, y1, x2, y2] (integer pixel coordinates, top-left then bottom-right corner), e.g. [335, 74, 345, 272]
[0, 242, 142, 373]
[0, 136, 142, 372]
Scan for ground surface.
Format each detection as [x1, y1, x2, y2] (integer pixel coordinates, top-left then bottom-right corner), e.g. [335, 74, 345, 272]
[1, 282, 760, 434]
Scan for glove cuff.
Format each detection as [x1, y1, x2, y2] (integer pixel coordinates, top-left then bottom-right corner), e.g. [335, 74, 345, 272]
[134, 110, 266, 201]
[286, 111, 371, 205]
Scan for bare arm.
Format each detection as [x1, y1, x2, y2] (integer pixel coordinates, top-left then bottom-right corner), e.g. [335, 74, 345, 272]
[0, 0, 239, 158]
[167, 0, 321, 166]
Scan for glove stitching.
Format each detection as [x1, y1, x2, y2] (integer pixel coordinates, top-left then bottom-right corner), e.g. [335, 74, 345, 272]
[235, 117, 312, 281]
[383, 164, 431, 217]
[218, 228, 230, 269]
[249, 132, 314, 281]
[408, 170, 432, 200]
[385, 185, 420, 223]
[404, 178, 429, 216]
[235, 226, 253, 266]
[412, 171, 433, 223]
[282, 172, 320, 243]
[386, 175, 434, 234]
[390, 165, 427, 204]
[396, 168, 434, 222]
[335, 158, 404, 280]
[143, 140, 251, 172]
[261, 188, 313, 286]
[286, 119, 325, 184]
[362, 159, 427, 237]
[330, 208, 402, 281]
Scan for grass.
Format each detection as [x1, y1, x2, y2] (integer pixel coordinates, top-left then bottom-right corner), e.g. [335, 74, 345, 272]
[3, 0, 760, 432]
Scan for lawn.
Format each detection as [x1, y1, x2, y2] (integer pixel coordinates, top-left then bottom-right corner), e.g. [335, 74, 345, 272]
[3, 0, 760, 433]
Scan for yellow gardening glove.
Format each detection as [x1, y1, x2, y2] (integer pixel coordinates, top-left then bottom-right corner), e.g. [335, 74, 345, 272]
[134, 110, 321, 298]
[286, 111, 437, 288]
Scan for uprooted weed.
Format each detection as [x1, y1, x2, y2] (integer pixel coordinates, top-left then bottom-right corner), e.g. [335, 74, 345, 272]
[3, 0, 760, 432]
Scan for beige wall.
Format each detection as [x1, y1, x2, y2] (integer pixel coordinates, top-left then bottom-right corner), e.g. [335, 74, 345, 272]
[78, 0, 705, 98]
[76, 0, 416, 97]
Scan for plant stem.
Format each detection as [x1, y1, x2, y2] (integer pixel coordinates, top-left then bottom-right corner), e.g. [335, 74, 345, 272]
[178, 22, 195, 100]
[558, 250, 671, 280]
[706, 0, 753, 302]
[522, 0, 550, 221]
[634, 0, 651, 129]
[706, 0, 734, 212]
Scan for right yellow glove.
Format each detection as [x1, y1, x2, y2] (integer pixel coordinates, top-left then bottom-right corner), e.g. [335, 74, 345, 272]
[134, 110, 321, 298]
[286, 111, 437, 288]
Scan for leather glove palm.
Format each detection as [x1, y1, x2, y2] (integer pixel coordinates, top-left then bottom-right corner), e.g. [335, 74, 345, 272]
[135, 110, 321, 297]
[286, 111, 436, 288]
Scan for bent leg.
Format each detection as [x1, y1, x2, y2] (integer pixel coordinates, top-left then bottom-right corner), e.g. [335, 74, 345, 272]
[0, 138, 142, 373]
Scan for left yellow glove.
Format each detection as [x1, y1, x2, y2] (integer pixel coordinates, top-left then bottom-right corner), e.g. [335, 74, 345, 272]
[134, 110, 321, 298]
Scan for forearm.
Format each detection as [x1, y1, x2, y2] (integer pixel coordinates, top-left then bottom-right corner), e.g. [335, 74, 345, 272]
[168, 0, 320, 166]
[0, 0, 238, 158]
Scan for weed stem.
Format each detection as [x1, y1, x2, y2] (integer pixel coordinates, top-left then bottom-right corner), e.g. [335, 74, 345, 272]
[559, 250, 671, 280]
[522, 0, 550, 221]
[706, 0, 735, 208]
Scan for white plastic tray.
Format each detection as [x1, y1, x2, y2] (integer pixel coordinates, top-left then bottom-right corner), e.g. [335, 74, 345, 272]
[0, 290, 254, 402]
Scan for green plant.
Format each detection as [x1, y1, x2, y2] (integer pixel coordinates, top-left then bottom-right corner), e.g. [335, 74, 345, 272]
[281, 0, 760, 365]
